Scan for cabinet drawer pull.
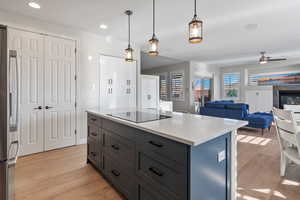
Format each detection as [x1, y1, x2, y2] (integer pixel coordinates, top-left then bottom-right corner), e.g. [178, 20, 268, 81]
[91, 152, 97, 157]
[102, 134, 105, 146]
[111, 169, 120, 177]
[111, 144, 120, 150]
[90, 132, 97, 137]
[149, 167, 164, 177]
[90, 118, 97, 121]
[149, 141, 163, 148]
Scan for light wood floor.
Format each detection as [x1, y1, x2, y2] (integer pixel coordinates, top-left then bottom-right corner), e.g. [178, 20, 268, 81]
[15, 145, 123, 200]
[237, 127, 300, 200]
[15, 127, 300, 200]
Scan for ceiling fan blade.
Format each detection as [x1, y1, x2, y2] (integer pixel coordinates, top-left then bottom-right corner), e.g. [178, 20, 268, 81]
[268, 58, 287, 62]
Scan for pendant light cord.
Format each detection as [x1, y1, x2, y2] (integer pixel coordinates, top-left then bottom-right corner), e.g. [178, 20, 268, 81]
[128, 14, 131, 47]
[194, 0, 197, 17]
[153, 0, 155, 37]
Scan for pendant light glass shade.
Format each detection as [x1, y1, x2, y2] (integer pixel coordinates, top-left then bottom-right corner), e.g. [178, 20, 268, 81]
[189, 0, 203, 44]
[125, 45, 134, 62]
[189, 16, 203, 43]
[149, 35, 159, 56]
[125, 10, 134, 62]
[148, 0, 159, 56]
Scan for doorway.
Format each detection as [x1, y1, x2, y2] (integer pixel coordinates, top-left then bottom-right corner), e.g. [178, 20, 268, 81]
[193, 77, 213, 113]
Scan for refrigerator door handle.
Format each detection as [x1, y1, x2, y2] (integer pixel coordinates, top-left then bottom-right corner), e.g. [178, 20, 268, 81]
[7, 140, 20, 166]
[9, 92, 12, 116]
[8, 50, 19, 132]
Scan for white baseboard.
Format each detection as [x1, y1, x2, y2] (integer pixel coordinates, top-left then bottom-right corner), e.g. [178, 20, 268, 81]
[77, 138, 87, 145]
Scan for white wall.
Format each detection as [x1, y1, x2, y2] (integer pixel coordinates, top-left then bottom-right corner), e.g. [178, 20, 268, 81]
[142, 61, 222, 112]
[142, 62, 191, 112]
[0, 10, 141, 144]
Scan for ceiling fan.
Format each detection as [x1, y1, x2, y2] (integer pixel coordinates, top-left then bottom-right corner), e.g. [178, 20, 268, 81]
[259, 52, 287, 64]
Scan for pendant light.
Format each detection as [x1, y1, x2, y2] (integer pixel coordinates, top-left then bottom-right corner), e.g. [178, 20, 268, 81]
[125, 10, 134, 62]
[189, 0, 203, 44]
[148, 0, 159, 56]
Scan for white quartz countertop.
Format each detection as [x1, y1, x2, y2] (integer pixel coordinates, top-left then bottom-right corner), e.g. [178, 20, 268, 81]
[86, 108, 248, 146]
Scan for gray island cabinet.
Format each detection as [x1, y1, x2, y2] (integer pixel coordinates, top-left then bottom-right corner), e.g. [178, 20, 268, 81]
[86, 110, 247, 200]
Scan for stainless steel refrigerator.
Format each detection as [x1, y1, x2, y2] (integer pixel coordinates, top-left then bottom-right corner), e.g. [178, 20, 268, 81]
[0, 25, 20, 200]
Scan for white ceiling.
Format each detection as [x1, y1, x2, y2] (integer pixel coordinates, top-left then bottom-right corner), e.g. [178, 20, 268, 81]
[141, 52, 183, 70]
[1, 0, 300, 66]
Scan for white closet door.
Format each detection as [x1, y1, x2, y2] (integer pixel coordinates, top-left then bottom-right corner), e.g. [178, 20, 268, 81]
[140, 75, 159, 109]
[8, 29, 44, 156]
[99, 56, 136, 110]
[99, 55, 118, 109]
[44, 36, 76, 151]
[127, 61, 137, 108]
[119, 60, 136, 108]
[117, 60, 129, 108]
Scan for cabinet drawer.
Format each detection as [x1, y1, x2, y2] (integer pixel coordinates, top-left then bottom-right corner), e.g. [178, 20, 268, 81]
[136, 131, 188, 167]
[103, 119, 136, 140]
[104, 130, 135, 169]
[88, 114, 102, 127]
[136, 152, 187, 198]
[106, 157, 135, 200]
[88, 125, 103, 144]
[87, 138, 100, 168]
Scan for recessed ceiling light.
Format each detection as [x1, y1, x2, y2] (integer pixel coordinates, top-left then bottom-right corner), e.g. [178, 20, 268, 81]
[99, 24, 108, 30]
[28, 1, 41, 9]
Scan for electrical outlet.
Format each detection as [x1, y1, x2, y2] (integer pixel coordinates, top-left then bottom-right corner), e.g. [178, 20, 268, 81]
[218, 150, 226, 163]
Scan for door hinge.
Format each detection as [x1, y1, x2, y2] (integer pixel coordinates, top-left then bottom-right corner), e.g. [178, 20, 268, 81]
[74, 75, 77, 80]
[75, 102, 77, 108]
[74, 48, 77, 54]
[75, 129, 77, 135]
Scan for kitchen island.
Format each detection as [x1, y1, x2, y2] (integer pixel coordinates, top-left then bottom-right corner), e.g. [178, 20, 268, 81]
[86, 108, 247, 200]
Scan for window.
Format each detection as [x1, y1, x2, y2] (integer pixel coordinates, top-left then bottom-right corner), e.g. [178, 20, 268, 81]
[158, 73, 168, 100]
[171, 71, 185, 101]
[223, 73, 240, 98]
[249, 72, 300, 86]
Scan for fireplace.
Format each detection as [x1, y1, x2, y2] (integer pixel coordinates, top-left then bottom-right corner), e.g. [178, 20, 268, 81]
[273, 85, 300, 108]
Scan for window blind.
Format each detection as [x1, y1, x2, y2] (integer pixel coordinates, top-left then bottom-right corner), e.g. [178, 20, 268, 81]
[159, 74, 168, 100]
[171, 71, 185, 101]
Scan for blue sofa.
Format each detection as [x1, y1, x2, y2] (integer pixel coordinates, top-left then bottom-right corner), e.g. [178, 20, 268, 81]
[200, 101, 273, 134]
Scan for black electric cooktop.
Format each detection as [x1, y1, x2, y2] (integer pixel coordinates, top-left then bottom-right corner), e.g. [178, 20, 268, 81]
[108, 111, 172, 123]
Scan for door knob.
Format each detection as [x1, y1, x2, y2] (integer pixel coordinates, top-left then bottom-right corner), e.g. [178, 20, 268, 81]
[45, 106, 53, 109]
[34, 106, 42, 110]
